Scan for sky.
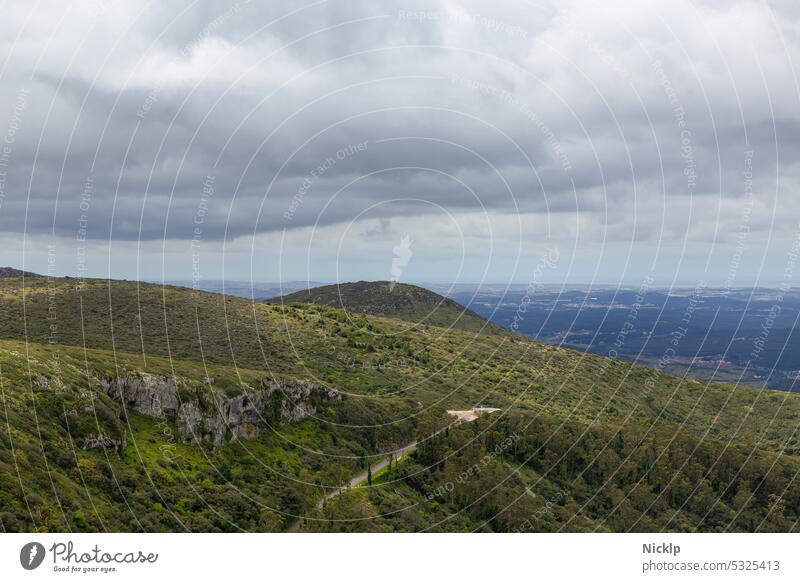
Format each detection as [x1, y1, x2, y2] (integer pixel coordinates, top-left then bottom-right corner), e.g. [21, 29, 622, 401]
[0, 0, 799, 287]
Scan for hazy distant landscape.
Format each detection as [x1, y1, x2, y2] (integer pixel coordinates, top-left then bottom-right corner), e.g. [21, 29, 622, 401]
[442, 285, 800, 392]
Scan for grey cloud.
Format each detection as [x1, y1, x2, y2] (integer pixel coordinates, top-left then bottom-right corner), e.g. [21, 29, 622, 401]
[0, 0, 798, 254]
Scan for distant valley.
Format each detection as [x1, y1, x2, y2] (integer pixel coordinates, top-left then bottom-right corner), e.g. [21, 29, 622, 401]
[437, 285, 800, 392]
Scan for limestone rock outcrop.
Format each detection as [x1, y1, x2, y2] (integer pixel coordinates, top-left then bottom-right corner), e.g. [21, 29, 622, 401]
[104, 374, 340, 448]
[82, 432, 125, 453]
[102, 373, 179, 418]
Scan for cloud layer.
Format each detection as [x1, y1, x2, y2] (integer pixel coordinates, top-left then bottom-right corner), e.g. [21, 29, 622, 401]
[1, 0, 798, 283]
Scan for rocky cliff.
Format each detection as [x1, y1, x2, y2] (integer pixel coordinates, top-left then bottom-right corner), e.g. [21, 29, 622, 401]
[102, 373, 180, 418]
[103, 373, 340, 448]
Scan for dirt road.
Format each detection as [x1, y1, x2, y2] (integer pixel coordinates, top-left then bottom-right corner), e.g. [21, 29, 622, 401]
[288, 407, 498, 531]
[287, 439, 418, 532]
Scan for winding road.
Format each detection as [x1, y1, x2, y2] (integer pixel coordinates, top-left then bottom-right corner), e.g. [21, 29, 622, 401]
[288, 408, 496, 531]
[287, 439, 418, 532]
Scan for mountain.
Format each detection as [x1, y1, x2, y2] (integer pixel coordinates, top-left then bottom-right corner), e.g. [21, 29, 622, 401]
[0, 270, 799, 532]
[161, 279, 326, 300]
[0, 266, 37, 278]
[275, 281, 502, 333]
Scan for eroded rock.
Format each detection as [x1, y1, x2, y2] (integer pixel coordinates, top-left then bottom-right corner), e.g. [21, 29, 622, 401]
[82, 432, 125, 453]
[101, 373, 180, 418]
[105, 373, 340, 448]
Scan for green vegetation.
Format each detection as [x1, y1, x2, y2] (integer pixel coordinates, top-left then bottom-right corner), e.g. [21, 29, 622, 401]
[305, 413, 800, 532]
[0, 338, 417, 532]
[0, 274, 798, 532]
[277, 280, 504, 334]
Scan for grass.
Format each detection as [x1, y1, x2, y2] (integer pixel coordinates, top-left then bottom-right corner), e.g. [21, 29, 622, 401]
[1, 274, 799, 531]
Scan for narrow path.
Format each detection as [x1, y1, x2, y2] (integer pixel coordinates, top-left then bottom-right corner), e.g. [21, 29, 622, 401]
[320, 440, 418, 507]
[287, 407, 497, 531]
[287, 440, 417, 532]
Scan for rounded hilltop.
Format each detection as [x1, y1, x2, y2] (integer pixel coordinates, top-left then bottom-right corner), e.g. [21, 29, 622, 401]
[273, 280, 503, 333]
[0, 267, 38, 278]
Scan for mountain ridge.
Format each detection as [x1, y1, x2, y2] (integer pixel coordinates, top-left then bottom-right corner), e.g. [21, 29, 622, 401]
[275, 280, 504, 334]
[0, 266, 38, 278]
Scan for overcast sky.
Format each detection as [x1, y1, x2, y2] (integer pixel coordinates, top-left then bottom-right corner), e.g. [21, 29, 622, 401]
[1, 0, 799, 286]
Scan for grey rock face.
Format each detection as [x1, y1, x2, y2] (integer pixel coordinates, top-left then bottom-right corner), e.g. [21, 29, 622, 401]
[105, 373, 340, 448]
[102, 373, 180, 418]
[175, 401, 226, 447]
[263, 379, 341, 422]
[83, 432, 125, 453]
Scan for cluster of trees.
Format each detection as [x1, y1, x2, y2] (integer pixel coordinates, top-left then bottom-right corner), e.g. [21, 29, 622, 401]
[397, 412, 800, 532]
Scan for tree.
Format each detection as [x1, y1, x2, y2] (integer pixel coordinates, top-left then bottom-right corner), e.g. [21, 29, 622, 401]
[367, 463, 373, 486]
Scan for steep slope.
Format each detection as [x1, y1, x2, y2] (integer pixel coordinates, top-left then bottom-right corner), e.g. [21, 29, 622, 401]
[1, 272, 800, 532]
[303, 413, 800, 532]
[275, 281, 502, 333]
[0, 273, 799, 450]
[0, 338, 417, 532]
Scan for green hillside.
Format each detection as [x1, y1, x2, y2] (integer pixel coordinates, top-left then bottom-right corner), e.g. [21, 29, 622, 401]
[0, 273, 799, 532]
[304, 412, 800, 532]
[276, 280, 502, 334]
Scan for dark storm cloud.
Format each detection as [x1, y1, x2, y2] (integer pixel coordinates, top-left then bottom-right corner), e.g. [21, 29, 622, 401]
[0, 0, 798, 246]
